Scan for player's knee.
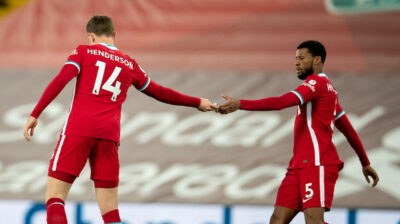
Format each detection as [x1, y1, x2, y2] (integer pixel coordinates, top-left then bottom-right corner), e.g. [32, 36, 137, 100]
[270, 212, 289, 224]
[304, 211, 324, 224]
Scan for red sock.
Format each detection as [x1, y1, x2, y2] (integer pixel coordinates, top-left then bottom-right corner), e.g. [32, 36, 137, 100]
[102, 209, 121, 224]
[46, 198, 67, 224]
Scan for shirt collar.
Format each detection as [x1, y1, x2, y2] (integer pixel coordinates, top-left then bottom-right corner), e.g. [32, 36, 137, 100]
[98, 43, 118, 50]
[318, 73, 327, 78]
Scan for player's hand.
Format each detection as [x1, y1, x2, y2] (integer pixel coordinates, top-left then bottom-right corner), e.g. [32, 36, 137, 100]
[218, 94, 241, 114]
[362, 165, 379, 187]
[23, 116, 38, 142]
[198, 98, 219, 112]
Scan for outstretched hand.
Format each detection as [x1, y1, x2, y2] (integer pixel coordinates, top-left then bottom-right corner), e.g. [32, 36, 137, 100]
[198, 98, 219, 112]
[23, 116, 38, 142]
[362, 165, 379, 187]
[218, 94, 241, 114]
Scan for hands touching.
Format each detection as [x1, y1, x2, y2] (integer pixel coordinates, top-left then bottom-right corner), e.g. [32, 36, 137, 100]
[362, 165, 379, 187]
[23, 116, 38, 142]
[198, 98, 219, 112]
[218, 94, 241, 114]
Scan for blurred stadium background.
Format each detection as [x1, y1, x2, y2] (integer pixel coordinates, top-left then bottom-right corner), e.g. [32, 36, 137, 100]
[0, 0, 399, 223]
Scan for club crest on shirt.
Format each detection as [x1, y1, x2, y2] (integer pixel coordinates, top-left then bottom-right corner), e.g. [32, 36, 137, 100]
[308, 79, 316, 85]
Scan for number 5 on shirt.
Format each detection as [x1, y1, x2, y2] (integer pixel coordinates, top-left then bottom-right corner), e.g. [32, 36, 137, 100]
[93, 60, 122, 101]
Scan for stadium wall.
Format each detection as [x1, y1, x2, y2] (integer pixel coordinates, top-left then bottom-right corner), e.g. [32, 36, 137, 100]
[0, 0, 399, 72]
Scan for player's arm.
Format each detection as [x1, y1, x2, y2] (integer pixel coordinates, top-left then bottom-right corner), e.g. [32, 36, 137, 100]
[24, 47, 83, 141]
[132, 63, 217, 112]
[141, 80, 217, 112]
[218, 78, 319, 114]
[334, 105, 379, 187]
[218, 92, 300, 114]
[30, 64, 79, 119]
[24, 63, 80, 141]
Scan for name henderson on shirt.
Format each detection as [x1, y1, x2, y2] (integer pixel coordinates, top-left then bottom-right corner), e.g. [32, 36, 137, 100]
[87, 49, 134, 69]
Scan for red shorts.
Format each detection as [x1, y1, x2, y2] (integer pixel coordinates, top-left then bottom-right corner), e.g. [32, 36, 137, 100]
[275, 165, 339, 211]
[48, 135, 119, 185]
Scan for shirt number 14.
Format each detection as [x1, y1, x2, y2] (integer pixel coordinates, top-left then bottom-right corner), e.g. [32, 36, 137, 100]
[93, 60, 122, 101]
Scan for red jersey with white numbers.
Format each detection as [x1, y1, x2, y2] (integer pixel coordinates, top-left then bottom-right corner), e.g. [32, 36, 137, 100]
[38, 43, 150, 143]
[63, 43, 151, 143]
[289, 73, 344, 169]
[30, 43, 200, 143]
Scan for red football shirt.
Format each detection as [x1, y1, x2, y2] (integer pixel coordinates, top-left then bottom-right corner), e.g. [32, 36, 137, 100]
[289, 73, 344, 169]
[31, 43, 201, 143]
[36, 43, 150, 143]
[240, 73, 369, 169]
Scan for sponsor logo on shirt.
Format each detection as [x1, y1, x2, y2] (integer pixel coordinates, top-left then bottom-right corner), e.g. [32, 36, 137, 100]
[302, 83, 316, 92]
[327, 83, 337, 94]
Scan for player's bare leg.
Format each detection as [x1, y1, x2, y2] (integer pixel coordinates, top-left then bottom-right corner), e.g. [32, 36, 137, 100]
[96, 187, 118, 214]
[45, 176, 72, 202]
[270, 206, 298, 224]
[45, 177, 72, 224]
[303, 207, 325, 224]
[96, 187, 122, 223]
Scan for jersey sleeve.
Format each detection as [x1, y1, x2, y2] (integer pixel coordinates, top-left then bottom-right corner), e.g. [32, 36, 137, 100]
[240, 92, 300, 111]
[30, 64, 79, 118]
[131, 62, 200, 107]
[131, 62, 151, 92]
[30, 46, 82, 118]
[334, 102, 370, 167]
[64, 46, 84, 73]
[335, 102, 346, 120]
[142, 80, 201, 107]
[290, 77, 322, 105]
